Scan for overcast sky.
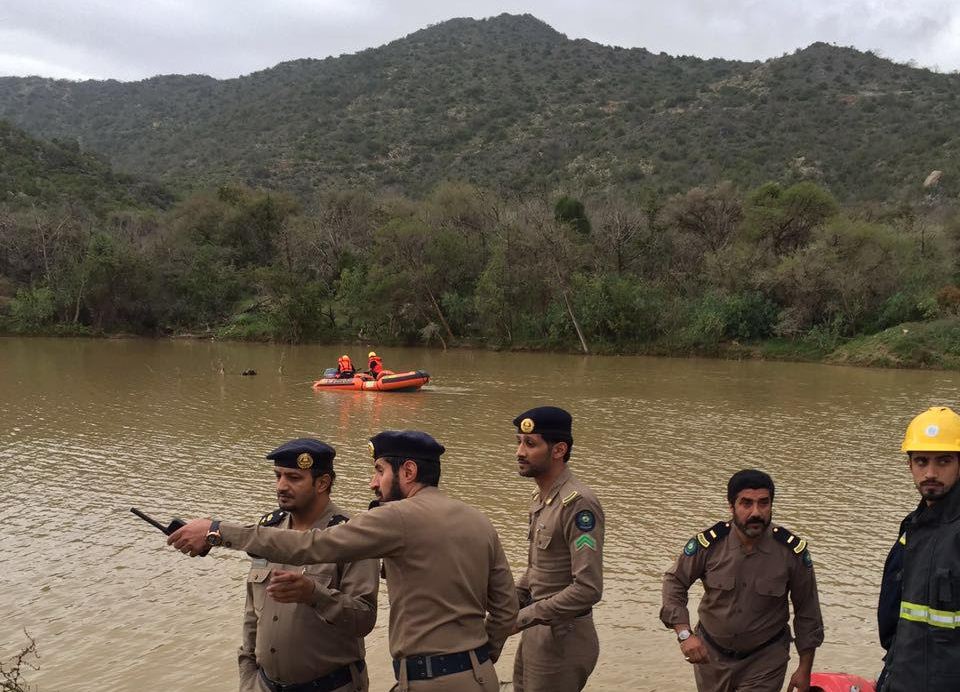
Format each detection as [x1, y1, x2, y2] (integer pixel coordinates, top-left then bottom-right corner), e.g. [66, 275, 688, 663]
[1, 0, 958, 81]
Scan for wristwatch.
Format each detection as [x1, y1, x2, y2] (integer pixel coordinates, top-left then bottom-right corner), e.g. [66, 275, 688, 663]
[205, 519, 223, 547]
[676, 628, 692, 643]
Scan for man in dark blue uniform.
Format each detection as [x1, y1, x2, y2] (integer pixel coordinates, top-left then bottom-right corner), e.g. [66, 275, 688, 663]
[882, 407, 960, 692]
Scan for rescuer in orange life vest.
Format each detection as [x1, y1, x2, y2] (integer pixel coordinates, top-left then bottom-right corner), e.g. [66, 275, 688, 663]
[335, 354, 355, 378]
[367, 352, 384, 379]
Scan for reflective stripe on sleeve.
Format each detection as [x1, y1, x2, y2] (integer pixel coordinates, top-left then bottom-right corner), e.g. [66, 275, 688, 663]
[900, 601, 960, 628]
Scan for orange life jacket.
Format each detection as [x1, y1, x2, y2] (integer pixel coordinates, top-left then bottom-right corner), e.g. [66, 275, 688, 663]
[337, 355, 354, 373]
[369, 355, 384, 375]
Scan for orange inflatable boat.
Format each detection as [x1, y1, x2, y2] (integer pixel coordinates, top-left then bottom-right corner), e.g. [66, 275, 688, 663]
[810, 672, 876, 692]
[312, 369, 430, 392]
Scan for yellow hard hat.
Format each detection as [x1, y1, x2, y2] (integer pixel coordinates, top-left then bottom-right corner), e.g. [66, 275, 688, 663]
[368, 351, 377, 358]
[901, 406, 960, 452]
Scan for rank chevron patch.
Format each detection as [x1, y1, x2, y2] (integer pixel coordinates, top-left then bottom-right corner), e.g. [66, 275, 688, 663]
[575, 534, 597, 551]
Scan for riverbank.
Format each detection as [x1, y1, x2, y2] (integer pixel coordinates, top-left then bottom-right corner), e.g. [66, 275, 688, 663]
[6, 316, 960, 371]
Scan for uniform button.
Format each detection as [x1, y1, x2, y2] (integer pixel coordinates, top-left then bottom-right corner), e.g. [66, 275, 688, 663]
[273, 615, 279, 621]
[270, 647, 276, 653]
[225, 541, 232, 547]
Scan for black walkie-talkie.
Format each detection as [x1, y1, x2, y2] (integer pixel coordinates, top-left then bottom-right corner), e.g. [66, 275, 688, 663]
[130, 507, 186, 535]
[131, 507, 210, 556]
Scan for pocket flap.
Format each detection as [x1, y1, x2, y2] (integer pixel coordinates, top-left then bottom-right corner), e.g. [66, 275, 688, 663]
[248, 568, 271, 583]
[703, 573, 734, 591]
[536, 531, 553, 550]
[755, 577, 786, 597]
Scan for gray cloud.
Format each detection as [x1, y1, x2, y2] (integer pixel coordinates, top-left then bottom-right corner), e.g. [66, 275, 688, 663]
[0, 0, 957, 81]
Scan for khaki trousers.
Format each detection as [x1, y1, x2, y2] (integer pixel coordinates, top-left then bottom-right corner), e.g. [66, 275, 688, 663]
[693, 634, 790, 692]
[512, 615, 598, 692]
[390, 656, 498, 692]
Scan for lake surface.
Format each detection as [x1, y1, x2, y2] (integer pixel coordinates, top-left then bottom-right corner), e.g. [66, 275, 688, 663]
[1, 337, 953, 691]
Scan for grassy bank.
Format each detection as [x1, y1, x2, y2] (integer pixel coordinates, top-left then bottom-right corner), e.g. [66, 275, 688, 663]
[8, 317, 960, 372]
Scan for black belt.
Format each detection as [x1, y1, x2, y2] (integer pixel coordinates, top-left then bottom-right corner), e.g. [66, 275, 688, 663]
[393, 644, 490, 681]
[699, 626, 787, 660]
[259, 661, 364, 692]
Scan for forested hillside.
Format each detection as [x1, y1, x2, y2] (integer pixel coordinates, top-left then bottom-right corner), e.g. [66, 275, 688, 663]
[3, 15, 960, 367]
[0, 14, 958, 202]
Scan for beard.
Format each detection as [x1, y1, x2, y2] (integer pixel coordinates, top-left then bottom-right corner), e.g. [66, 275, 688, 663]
[918, 481, 951, 502]
[517, 457, 545, 477]
[377, 475, 403, 503]
[734, 515, 771, 538]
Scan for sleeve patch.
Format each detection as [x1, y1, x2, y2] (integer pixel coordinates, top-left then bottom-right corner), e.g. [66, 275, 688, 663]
[683, 538, 699, 556]
[574, 534, 597, 551]
[802, 550, 813, 568]
[575, 509, 596, 532]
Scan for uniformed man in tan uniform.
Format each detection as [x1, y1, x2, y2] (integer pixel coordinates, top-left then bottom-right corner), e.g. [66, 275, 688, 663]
[239, 438, 379, 692]
[170, 430, 518, 692]
[660, 469, 824, 692]
[510, 406, 603, 692]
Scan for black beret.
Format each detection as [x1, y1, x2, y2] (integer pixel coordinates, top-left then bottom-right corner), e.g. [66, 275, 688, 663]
[267, 438, 336, 471]
[369, 430, 445, 464]
[513, 406, 573, 438]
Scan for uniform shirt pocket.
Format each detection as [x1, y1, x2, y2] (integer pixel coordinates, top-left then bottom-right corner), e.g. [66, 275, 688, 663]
[304, 563, 339, 590]
[754, 577, 786, 597]
[248, 567, 272, 613]
[536, 530, 553, 550]
[703, 572, 735, 593]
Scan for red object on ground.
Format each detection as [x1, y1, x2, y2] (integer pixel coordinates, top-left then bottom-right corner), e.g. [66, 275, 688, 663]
[809, 672, 876, 692]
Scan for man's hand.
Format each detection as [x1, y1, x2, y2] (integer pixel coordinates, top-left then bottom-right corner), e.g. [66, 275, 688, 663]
[167, 519, 212, 556]
[266, 569, 317, 604]
[786, 665, 811, 692]
[680, 635, 709, 664]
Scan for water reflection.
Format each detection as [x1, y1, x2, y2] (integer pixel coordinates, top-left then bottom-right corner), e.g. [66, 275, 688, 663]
[0, 338, 954, 690]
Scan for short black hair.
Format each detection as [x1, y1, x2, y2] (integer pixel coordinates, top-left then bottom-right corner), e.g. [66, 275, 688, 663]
[541, 432, 573, 463]
[384, 456, 441, 487]
[310, 466, 335, 488]
[727, 469, 775, 505]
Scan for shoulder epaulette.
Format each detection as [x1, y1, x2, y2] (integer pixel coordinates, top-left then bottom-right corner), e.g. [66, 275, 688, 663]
[561, 491, 581, 506]
[258, 509, 287, 527]
[771, 525, 808, 555]
[531, 487, 540, 499]
[682, 521, 730, 556]
[327, 514, 349, 527]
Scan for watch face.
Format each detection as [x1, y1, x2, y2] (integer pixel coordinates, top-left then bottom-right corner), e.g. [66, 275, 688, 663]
[678, 629, 691, 641]
[206, 532, 221, 546]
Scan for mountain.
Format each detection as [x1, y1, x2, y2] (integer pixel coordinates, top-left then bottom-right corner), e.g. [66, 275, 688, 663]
[0, 13, 957, 201]
[0, 119, 173, 213]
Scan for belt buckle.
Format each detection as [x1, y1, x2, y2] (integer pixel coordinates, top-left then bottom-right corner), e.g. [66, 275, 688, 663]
[424, 655, 434, 678]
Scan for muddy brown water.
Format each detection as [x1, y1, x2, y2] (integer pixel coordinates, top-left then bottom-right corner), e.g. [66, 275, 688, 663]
[1, 337, 949, 690]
